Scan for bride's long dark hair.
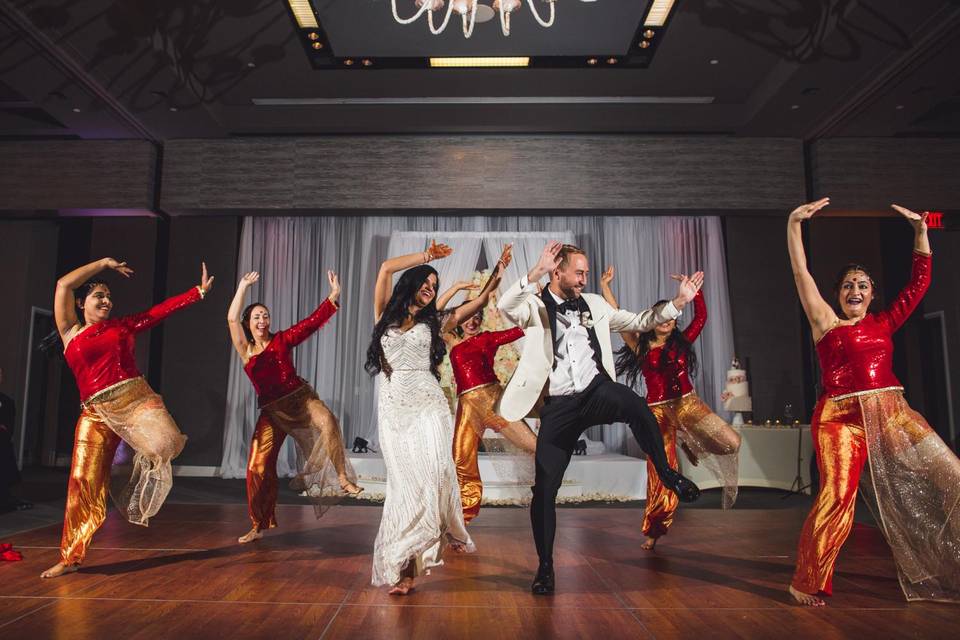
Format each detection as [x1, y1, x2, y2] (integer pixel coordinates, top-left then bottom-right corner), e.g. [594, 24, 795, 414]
[365, 265, 446, 381]
[614, 299, 697, 388]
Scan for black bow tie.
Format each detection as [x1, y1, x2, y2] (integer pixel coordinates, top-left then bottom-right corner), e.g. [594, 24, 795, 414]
[557, 298, 581, 314]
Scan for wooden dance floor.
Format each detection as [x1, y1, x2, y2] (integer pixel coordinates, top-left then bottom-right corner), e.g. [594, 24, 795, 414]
[1, 500, 956, 639]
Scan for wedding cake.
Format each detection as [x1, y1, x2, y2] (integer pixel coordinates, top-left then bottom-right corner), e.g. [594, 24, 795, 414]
[722, 358, 752, 425]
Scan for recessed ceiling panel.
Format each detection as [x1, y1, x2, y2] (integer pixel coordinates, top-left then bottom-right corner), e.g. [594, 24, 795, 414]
[315, 0, 647, 57]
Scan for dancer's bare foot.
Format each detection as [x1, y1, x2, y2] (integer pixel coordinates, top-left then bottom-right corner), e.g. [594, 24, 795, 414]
[449, 541, 468, 554]
[238, 528, 264, 544]
[339, 478, 364, 496]
[641, 536, 658, 551]
[41, 562, 78, 579]
[788, 584, 825, 607]
[388, 577, 415, 595]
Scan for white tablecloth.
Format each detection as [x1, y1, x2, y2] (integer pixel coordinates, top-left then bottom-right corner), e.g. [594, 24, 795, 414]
[682, 425, 814, 494]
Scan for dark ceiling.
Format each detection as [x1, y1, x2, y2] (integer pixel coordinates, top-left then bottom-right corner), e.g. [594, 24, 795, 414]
[1, 0, 959, 140]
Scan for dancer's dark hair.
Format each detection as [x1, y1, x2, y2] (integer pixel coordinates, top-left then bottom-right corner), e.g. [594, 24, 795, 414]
[365, 265, 446, 380]
[614, 300, 698, 388]
[240, 302, 269, 344]
[38, 280, 109, 354]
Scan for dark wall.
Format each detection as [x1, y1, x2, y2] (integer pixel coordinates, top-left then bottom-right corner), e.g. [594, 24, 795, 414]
[723, 217, 808, 421]
[157, 217, 240, 466]
[0, 220, 59, 462]
[161, 136, 806, 213]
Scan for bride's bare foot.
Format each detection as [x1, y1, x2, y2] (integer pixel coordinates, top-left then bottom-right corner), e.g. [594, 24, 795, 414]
[388, 577, 415, 595]
[41, 562, 78, 579]
[339, 478, 364, 496]
[641, 536, 658, 551]
[788, 584, 825, 607]
[238, 528, 263, 544]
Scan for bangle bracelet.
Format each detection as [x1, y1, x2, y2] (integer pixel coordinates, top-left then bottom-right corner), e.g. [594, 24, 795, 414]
[197, 285, 206, 300]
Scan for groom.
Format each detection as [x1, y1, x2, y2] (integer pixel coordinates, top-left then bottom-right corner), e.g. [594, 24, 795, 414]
[497, 241, 702, 594]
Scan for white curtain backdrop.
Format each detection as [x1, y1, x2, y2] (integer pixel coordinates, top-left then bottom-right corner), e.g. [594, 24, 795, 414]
[220, 216, 733, 478]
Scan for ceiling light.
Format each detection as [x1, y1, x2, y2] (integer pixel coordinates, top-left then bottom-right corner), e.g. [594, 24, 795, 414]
[709, 59, 719, 64]
[362, 59, 373, 67]
[587, 57, 598, 65]
[644, 0, 676, 27]
[308, 32, 319, 41]
[287, 0, 319, 29]
[643, 29, 655, 39]
[429, 56, 530, 68]
[312, 42, 324, 50]
[638, 40, 650, 49]
[393, 0, 568, 39]
[606, 57, 618, 65]
[343, 59, 354, 66]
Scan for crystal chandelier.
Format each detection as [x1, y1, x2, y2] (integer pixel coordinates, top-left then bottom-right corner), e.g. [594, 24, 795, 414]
[391, 0, 560, 38]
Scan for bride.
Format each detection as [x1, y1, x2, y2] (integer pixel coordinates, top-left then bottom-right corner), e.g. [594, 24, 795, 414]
[365, 241, 500, 595]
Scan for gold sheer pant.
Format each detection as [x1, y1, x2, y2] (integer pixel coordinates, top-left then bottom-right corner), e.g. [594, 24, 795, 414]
[452, 384, 537, 523]
[643, 392, 741, 538]
[246, 385, 356, 530]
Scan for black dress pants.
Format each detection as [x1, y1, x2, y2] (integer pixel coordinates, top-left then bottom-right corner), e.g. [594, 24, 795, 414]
[531, 376, 672, 564]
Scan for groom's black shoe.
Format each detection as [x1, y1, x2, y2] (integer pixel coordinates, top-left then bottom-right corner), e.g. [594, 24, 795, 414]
[531, 563, 555, 595]
[660, 468, 700, 503]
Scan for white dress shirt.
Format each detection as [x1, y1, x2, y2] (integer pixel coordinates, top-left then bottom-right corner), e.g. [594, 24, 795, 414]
[544, 288, 600, 396]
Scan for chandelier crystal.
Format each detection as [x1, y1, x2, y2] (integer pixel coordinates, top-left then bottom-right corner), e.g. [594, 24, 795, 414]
[391, 0, 563, 39]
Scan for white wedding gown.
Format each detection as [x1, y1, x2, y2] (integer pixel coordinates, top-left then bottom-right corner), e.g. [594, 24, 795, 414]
[372, 323, 475, 586]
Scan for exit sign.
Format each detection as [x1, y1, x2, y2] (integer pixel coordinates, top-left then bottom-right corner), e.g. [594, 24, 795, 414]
[926, 211, 944, 229]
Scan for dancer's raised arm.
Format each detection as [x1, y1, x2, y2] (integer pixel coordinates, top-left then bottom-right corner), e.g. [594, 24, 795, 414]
[227, 272, 259, 356]
[787, 198, 835, 339]
[437, 281, 480, 311]
[600, 266, 640, 352]
[442, 244, 512, 331]
[54, 258, 133, 344]
[374, 240, 451, 321]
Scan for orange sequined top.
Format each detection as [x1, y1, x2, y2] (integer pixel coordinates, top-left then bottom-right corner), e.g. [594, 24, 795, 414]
[243, 299, 338, 406]
[450, 328, 524, 395]
[65, 287, 203, 402]
[642, 291, 706, 403]
[816, 251, 931, 398]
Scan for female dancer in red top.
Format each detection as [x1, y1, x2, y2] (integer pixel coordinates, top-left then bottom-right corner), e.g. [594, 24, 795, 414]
[437, 247, 537, 522]
[227, 270, 360, 544]
[787, 199, 960, 606]
[601, 269, 740, 550]
[41, 258, 213, 578]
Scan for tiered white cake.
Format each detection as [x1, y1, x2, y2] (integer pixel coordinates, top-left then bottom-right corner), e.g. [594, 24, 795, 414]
[722, 359, 752, 425]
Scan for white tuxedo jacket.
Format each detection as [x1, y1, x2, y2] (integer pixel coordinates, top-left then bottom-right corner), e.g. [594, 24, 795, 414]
[495, 276, 680, 422]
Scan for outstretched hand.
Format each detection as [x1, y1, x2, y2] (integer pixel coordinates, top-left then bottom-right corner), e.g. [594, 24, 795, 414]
[327, 270, 341, 303]
[426, 240, 453, 262]
[200, 262, 215, 293]
[891, 204, 928, 233]
[529, 240, 563, 281]
[104, 258, 134, 278]
[497, 243, 514, 270]
[789, 197, 830, 222]
[239, 271, 259, 288]
[600, 265, 615, 286]
[672, 271, 704, 306]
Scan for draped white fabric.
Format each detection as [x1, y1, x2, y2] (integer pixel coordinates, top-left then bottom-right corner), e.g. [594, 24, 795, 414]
[220, 216, 734, 478]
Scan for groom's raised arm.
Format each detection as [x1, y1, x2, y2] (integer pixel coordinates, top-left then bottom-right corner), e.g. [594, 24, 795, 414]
[606, 299, 680, 333]
[606, 270, 704, 333]
[497, 276, 538, 326]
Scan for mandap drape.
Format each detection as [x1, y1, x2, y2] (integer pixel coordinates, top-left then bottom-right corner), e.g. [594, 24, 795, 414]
[220, 216, 734, 478]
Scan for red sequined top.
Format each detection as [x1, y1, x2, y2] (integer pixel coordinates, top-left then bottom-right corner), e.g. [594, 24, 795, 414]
[450, 328, 524, 395]
[817, 251, 931, 398]
[243, 299, 338, 406]
[65, 287, 203, 402]
[642, 291, 706, 403]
